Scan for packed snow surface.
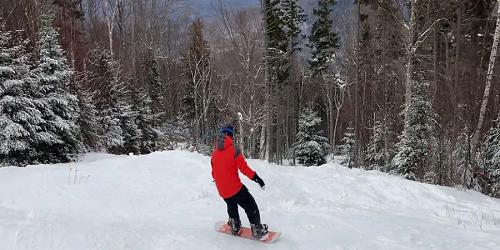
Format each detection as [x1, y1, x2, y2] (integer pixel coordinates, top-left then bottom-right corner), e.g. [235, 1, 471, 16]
[1, 150, 500, 250]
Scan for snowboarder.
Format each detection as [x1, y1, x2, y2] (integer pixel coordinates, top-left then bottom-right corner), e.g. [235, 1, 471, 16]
[211, 125, 268, 239]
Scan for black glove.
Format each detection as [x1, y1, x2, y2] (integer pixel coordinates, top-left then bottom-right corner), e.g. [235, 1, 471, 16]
[252, 173, 265, 189]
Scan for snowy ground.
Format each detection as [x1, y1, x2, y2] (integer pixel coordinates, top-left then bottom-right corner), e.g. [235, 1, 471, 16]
[1, 151, 500, 250]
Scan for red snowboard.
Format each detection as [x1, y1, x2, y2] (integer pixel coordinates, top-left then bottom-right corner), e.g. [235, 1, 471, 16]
[215, 221, 281, 243]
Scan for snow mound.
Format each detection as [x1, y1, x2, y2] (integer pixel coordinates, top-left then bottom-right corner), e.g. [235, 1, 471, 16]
[0, 150, 499, 249]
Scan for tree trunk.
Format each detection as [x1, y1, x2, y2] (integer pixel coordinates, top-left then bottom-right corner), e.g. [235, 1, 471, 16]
[324, 78, 334, 155]
[432, 29, 439, 100]
[261, 0, 271, 162]
[333, 107, 340, 156]
[108, 18, 114, 57]
[259, 124, 267, 159]
[382, 45, 389, 171]
[472, 0, 500, 151]
[238, 113, 244, 153]
[354, 0, 360, 168]
[330, 101, 334, 155]
[454, 3, 461, 117]
[404, 0, 418, 129]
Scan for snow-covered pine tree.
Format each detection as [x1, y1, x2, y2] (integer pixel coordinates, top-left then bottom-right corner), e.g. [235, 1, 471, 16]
[119, 103, 141, 155]
[479, 117, 500, 198]
[340, 126, 355, 167]
[282, 0, 306, 54]
[366, 119, 394, 170]
[100, 105, 124, 153]
[161, 113, 191, 150]
[392, 80, 437, 181]
[182, 18, 211, 143]
[74, 72, 102, 152]
[85, 46, 147, 155]
[33, 14, 81, 163]
[132, 87, 160, 154]
[294, 107, 330, 166]
[144, 52, 164, 124]
[261, 0, 307, 163]
[263, 0, 288, 58]
[453, 128, 478, 190]
[0, 27, 44, 166]
[307, 0, 340, 75]
[108, 61, 140, 155]
[85, 46, 126, 153]
[426, 134, 445, 185]
[365, 120, 386, 169]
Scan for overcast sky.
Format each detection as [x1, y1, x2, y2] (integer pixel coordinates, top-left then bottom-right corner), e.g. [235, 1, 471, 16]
[189, 0, 259, 18]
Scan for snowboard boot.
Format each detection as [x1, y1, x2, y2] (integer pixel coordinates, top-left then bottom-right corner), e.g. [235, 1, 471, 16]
[227, 218, 242, 235]
[250, 223, 269, 240]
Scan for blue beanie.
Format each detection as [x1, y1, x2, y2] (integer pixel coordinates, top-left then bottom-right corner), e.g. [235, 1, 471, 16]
[220, 125, 234, 137]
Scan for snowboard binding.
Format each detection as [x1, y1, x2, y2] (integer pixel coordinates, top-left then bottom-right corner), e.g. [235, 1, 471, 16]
[227, 218, 242, 236]
[251, 223, 269, 240]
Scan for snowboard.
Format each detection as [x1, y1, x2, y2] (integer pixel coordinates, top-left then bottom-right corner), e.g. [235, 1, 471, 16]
[215, 221, 281, 243]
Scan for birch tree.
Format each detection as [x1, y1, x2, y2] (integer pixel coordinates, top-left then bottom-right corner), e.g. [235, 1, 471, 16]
[473, 0, 500, 152]
[102, 0, 123, 57]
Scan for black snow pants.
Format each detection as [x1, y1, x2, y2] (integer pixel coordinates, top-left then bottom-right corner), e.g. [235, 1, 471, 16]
[223, 185, 261, 225]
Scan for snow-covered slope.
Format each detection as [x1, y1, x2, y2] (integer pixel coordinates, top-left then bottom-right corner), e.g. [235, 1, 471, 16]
[0, 151, 499, 250]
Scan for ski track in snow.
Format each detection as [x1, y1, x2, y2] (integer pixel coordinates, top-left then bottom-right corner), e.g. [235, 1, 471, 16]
[0, 150, 500, 250]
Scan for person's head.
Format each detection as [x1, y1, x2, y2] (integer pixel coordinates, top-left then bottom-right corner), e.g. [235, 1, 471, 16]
[220, 124, 234, 137]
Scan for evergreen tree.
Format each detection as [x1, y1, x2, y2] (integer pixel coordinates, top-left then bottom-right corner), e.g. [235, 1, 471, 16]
[264, 0, 305, 82]
[262, 0, 307, 163]
[161, 113, 191, 150]
[480, 117, 500, 198]
[262, 0, 288, 89]
[181, 17, 221, 151]
[100, 105, 124, 153]
[340, 126, 355, 167]
[85, 47, 127, 153]
[307, 0, 341, 75]
[0, 27, 43, 166]
[107, 60, 137, 154]
[132, 87, 160, 154]
[182, 18, 210, 142]
[392, 80, 437, 181]
[144, 52, 164, 124]
[264, 0, 288, 55]
[366, 118, 394, 170]
[33, 14, 81, 163]
[74, 72, 102, 152]
[294, 107, 330, 166]
[454, 128, 477, 190]
[119, 101, 141, 155]
[282, 0, 307, 53]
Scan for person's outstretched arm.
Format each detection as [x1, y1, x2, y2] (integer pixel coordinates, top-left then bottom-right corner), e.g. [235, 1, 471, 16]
[235, 148, 255, 179]
[235, 149, 265, 188]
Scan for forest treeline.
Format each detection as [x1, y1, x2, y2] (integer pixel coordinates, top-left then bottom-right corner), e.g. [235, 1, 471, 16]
[1, 0, 500, 198]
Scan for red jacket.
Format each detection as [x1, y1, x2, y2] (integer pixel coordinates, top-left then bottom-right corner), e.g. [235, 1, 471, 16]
[211, 135, 256, 198]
